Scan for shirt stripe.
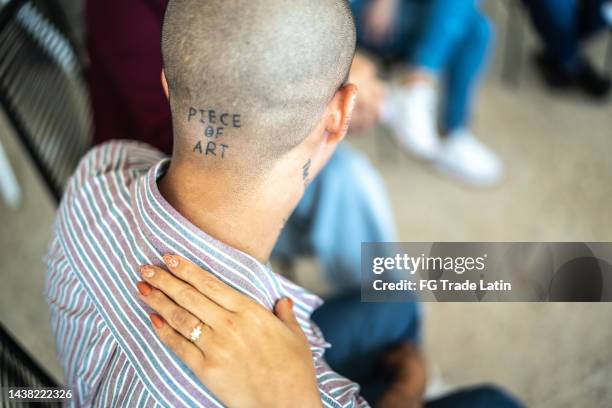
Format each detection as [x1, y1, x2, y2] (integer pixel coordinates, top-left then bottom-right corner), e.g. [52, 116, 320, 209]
[46, 141, 369, 407]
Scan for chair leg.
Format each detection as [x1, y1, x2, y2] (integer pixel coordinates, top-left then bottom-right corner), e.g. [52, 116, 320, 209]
[0, 140, 22, 209]
[501, 0, 525, 87]
[606, 32, 612, 74]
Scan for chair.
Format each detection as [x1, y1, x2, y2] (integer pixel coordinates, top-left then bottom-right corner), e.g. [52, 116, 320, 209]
[0, 0, 90, 402]
[499, 0, 526, 86]
[0, 0, 91, 204]
[0, 323, 61, 407]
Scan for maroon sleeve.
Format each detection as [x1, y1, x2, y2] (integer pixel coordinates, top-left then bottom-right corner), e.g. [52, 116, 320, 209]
[86, 0, 173, 154]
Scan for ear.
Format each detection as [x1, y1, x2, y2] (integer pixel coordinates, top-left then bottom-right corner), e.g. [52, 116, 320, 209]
[161, 70, 169, 99]
[323, 83, 358, 146]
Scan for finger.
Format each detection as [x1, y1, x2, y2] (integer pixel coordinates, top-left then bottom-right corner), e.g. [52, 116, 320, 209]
[162, 255, 249, 311]
[140, 265, 229, 327]
[359, 58, 376, 77]
[149, 313, 207, 378]
[372, 82, 386, 102]
[138, 282, 213, 352]
[359, 111, 377, 131]
[274, 298, 303, 337]
[369, 103, 382, 123]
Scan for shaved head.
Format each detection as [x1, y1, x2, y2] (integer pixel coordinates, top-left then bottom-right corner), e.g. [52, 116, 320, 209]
[162, 0, 356, 168]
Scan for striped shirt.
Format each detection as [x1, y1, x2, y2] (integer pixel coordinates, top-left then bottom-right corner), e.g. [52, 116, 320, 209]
[45, 141, 369, 407]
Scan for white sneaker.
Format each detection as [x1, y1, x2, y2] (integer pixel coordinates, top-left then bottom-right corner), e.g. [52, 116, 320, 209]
[434, 130, 504, 187]
[381, 82, 440, 160]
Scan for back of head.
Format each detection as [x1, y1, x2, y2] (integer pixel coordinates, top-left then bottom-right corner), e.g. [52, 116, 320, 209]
[162, 0, 356, 173]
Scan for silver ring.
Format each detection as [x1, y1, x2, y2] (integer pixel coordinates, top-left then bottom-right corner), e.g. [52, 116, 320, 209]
[190, 323, 203, 342]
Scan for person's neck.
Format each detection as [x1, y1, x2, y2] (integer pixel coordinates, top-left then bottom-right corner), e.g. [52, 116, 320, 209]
[158, 159, 303, 264]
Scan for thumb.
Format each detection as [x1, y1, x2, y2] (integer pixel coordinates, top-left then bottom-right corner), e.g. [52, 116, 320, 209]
[274, 297, 302, 335]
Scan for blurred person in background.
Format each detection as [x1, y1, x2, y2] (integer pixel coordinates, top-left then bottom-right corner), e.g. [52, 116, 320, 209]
[86, 0, 395, 293]
[350, 0, 503, 187]
[521, 0, 612, 99]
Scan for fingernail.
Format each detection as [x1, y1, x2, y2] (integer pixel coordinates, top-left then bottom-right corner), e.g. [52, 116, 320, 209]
[150, 313, 164, 329]
[136, 281, 152, 296]
[286, 297, 293, 308]
[163, 255, 179, 268]
[140, 266, 155, 278]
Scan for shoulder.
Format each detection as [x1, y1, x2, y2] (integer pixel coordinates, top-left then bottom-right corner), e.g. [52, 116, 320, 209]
[44, 236, 99, 331]
[90, 351, 160, 408]
[66, 141, 165, 191]
[52, 141, 163, 254]
[44, 241, 156, 405]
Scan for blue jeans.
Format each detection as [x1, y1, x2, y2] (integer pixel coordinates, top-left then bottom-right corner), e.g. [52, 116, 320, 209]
[313, 291, 523, 407]
[350, 0, 493, 132]
[521, 0, 608, 70]
[273, 145, 396, 292]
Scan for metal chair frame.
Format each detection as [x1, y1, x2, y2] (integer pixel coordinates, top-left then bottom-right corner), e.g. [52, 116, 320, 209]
[0, 0, 89, 398]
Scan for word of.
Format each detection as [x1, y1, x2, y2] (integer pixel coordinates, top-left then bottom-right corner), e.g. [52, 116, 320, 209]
[188, 107, 241, 143]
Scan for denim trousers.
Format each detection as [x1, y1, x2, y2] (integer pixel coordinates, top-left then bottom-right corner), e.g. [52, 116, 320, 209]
[313, 291, 524, 407]
[521, 0, 608, 70]
[273, 145, 396, 292]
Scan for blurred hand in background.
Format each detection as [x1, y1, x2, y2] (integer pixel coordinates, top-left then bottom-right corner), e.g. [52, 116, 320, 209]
[348, 53, 386, 133]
